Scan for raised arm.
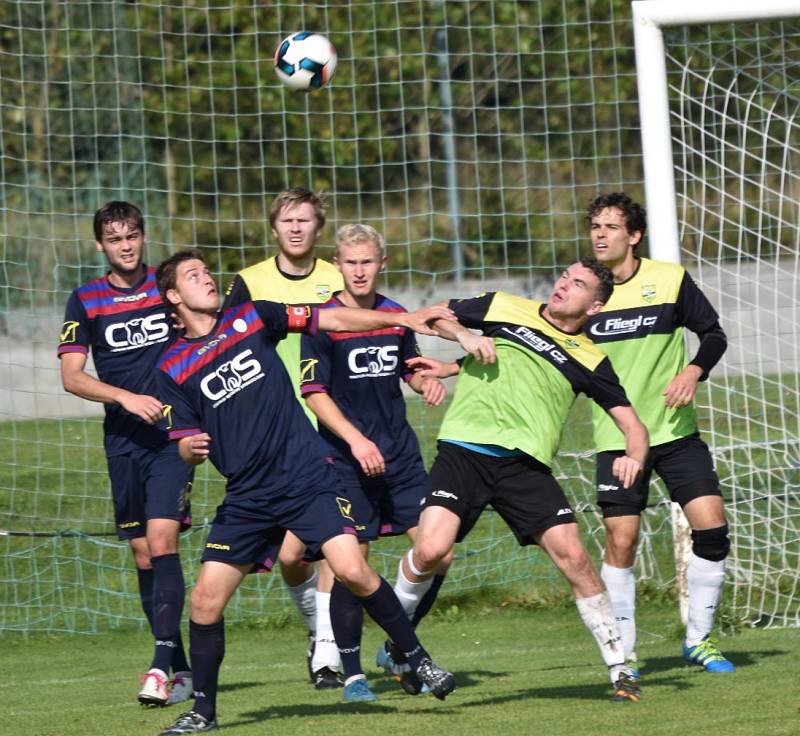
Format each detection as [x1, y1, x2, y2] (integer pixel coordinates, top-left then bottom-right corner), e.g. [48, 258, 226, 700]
[431, 315, 496, 365]
[317, 303, 455, 336]
[606, 405, 649, 489]
[60, 351, 164, 424]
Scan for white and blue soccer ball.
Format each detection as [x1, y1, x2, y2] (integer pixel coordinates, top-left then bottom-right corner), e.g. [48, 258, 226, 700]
[274, 32, 337, 91]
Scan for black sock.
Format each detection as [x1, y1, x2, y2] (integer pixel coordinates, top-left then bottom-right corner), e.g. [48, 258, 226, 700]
[360, 577, 427, 670]
[172, 633, 191, 674]
[411, 573, 446, 627]
[150, 554, 186, 673]
[137, 567, 155, 632]
[330, 580, 365, 679]
[189, 619, 225, 722]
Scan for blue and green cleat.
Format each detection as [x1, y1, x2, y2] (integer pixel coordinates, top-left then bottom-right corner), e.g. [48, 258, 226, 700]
[343, 677, 378, 703]
[683, 636, 735, 673]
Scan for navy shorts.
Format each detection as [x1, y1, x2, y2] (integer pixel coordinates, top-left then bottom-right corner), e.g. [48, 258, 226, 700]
[596, 433, 721, 517]
[202, 476, 358, 571]
[107, 443, 193, 540]
[423, 442, 576, 546]
[339, 464, 427, 542]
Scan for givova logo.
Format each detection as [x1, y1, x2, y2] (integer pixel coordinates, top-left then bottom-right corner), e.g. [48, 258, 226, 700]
[200, 349, 264, 407]
[104, 313, 169, 351]
[347, 345, 398, 377]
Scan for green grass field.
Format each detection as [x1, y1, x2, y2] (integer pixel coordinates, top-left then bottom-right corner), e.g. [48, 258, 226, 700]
[4, 598, 799, 736]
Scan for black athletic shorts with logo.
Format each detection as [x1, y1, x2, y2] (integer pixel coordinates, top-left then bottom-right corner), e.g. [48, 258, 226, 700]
[596, 432, 721, 517]
[423, 441, 576, 546]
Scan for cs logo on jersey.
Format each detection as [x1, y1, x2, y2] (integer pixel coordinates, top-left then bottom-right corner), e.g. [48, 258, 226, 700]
[347, 345, 398, 377]
[300, 358, 319, 384]
[105, 313, 169, 352]
[336, 496, 354, 521]
[200, 349, 264, 407]
[641, 284, 657, 303]
[60, 321, 81, 344]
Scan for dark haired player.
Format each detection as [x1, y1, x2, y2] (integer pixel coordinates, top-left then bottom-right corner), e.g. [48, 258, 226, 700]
[58, 202, 193, 706]
[395, 257, 648, 702]
[153, 250, 456, 735]
[300, 224, 451, 702]
[585, 192, 733, 675]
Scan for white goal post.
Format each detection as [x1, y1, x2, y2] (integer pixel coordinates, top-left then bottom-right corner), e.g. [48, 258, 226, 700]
[632, 0, 800, 625]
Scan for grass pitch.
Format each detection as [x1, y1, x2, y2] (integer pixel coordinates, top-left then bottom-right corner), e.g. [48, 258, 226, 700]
[3, 597, 798, 736]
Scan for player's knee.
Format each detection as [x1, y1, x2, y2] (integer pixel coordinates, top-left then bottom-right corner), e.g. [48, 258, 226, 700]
[413, 539, 446, 573]
[331, 556, 371, 591]
[190, 582, 224, 621]
[691, 524, 730, 562]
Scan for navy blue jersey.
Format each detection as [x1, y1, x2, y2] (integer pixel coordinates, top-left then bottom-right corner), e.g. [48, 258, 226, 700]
[155, 300, 334, 498]
[58, 266, 172, 456]
[300, 293, 424, 483]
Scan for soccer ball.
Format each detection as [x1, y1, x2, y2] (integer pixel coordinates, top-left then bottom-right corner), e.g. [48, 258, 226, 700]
[274, 32, 337, 91]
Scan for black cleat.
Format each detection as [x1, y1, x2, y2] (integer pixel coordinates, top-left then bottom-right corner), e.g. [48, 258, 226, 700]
[414, 657, 455, 700]
[312, 666, 344, 690]
[611, 672, 641, 702]
[160, 710, 218, 734]
[306, 632, 316, 683]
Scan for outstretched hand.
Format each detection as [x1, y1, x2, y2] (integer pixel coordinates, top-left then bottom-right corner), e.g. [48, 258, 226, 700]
[406, 356, 460, 379]
[403, 304, 456, 335]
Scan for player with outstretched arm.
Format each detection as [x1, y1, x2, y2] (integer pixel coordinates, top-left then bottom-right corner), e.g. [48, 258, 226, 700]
[153, 250, 456, 734]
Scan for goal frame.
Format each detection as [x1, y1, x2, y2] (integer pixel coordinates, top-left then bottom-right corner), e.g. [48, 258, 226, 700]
[631, 0, 799, 622]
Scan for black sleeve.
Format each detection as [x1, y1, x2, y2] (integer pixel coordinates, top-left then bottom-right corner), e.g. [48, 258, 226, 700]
[689, 323, 727, 381]
[585, 357, 631, 411]
[222, 274, 251, 309]
[447, 292, 496, 330]
[675, 272, 727, 380]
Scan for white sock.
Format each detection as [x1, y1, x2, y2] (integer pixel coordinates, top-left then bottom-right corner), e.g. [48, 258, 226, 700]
[685, 553, 725, 647]
[576, 592, 625, 684]
[600, 562, 637, 659]
[286, 566, 318, 635]
[393, 552, 433, 620]
[311, 591, 340, 671]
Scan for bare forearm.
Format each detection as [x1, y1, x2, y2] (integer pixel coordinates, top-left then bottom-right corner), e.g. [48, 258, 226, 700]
[305, 393, 366, 446]
[62, 366, 128, 406]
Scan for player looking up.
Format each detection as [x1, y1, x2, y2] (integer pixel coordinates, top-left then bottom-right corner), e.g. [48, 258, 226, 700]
[394, 257, 648, 702]
[223, 187, 345, 686]
[58, 201, 193, 707]
[154, 250, 456, 735]
[585, 192, 733, 675]
[299, 224, 452, 702]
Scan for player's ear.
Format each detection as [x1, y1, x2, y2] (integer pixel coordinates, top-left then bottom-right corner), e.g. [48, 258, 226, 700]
[586, 300, 604, 317]
[95, 240, 104, 253]
[379, 254, 387, 272]
[165, 287, 182, 307]
[629, 230, 643, 249]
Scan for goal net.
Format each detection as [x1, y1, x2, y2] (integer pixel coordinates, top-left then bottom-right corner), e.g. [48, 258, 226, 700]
[0, 1, 797, 632]
[634, 1, 800, 627]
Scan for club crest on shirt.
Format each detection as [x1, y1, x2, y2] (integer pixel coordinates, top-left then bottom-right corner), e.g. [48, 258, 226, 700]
[163, 404, 174, 430]
[641, 284, 657, 303]
[564, 338, 580, 349]
[316, 284, 332, 300]
[336, 496, 354, 521]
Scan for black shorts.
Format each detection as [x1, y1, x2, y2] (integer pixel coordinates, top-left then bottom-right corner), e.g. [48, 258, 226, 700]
[596, 433, 721, 517]
[107, 443, 193, 540]
[423, 441, 576, 546]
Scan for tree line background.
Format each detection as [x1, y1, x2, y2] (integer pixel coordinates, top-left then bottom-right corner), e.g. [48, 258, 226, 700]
[0, 1, 796, 309]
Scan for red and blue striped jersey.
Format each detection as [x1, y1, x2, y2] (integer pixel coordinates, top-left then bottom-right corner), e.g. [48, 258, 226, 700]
[155, 300, 334, 498]
[58, 266, 173, 456]
[300, 293, 424, 483]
